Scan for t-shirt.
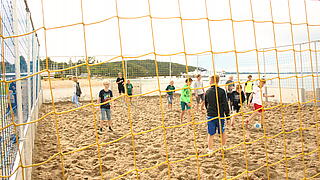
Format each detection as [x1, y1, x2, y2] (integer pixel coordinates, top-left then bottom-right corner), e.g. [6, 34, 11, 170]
[99, 89, 113, 109]
[165, 85, 175, 95]
[252, 86, 265, 105]
[226, 80, 235, 93]
[230, 91, 245, 106]
[116, 78, 125, 88]
[180, 84, 191, 103]
[126, 84, 133, 95]
[245, 81, 253, 93]
[193, 81, 204, 95]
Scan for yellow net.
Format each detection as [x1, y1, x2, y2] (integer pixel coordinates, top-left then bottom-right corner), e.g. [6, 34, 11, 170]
[1, 0, 320, 179]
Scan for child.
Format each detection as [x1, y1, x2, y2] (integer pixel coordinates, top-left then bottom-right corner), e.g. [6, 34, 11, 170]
[116, 72, 125, 95]
[244, 75, 253, 106]
[225, 75, 235, 105]
[71, 76, 82, 107]
[230, 85, 246, 126]
[165, 80, 175, 110]
[205, 75, 230, 154]
[97, 80, 114, 134]
[245, 79, 274, 128]
[180, 78, 193, 122]
[126, 80, 133, 103]
[193, 74, 205, 111]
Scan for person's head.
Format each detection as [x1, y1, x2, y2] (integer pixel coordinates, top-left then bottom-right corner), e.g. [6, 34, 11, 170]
[236, 85, 242, 92]
[248, 75, 252, 80]
[118, 72, 122, 78]
[259, 79, 266, 87]
[196, 74, 202, 81]
[210, 75, 220, 85]
[228, 75, 234, 81]
[72, 76, 78, 82]
[127, 80, 131, 84]
[185, 78, 193, 86]
[103, 80, 110, 89]
[170, 80, 174, 85]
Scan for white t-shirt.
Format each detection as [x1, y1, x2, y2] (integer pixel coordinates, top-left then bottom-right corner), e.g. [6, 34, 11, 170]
[252, 86, 265, 105]
[193, 81, 204, 95]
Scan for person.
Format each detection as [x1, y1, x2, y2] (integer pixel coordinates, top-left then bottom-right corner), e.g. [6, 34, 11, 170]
[193, 74, 205, 111]
[165, 80, 175, 110]
[116, 73, 125, 95]
[126, 80, 133, 103]
[230, 85, 246, 126]
[97, 80, 114, 134]
[180, 78, 193, 122]
[225, 76, 235, 105]
[245, 79, 274, 128]
[71, 76, 82, 107]
[244, 75, 253, 106]
[205, 75, 230, 154]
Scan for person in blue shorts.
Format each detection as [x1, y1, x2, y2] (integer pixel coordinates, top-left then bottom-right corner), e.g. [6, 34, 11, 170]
[205, 75, 230, 154]
[180, 78, 193, 122]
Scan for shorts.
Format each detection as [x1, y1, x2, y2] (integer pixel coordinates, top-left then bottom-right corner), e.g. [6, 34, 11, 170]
[167, 94, 173, 104]
[207, 116, 225, 135]
[246, 92, 252, 104]
[118, 86, 125, 94]
[180, 102, 191, 111]
[128, 93, 132, 96]
[196, 94, 205, 104]
[101, 108, 111, 121]
[254, 103, 263, 113]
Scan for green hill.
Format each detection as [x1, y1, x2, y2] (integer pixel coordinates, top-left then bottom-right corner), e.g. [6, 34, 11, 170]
[41, 59, 205, 77]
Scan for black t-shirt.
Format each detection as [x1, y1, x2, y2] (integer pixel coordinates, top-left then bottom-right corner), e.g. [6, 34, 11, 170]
[99, 89, 113, 109]
[116, 78, 125, 88]
[230, 91, 245, 107]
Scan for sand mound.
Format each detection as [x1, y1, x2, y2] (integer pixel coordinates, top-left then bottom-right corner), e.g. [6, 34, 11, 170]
[31, 96, 320, 179]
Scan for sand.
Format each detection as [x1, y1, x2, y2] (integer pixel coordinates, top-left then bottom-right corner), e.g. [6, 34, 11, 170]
[30, 94, 320, 180]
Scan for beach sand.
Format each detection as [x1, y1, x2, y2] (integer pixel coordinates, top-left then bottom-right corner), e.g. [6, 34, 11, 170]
[31, 94, 320, 180]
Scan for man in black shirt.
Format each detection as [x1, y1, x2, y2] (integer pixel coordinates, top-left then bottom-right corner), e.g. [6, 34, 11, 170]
[205, 75, 230, 154]
[116, 72, 125, 95]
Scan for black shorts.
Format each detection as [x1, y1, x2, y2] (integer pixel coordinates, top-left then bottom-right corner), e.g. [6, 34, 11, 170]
[246, 93, 252, 104]
[227, 92, 232, 101]
[118, 86, 125, 94]
[196, 94, 205, 103]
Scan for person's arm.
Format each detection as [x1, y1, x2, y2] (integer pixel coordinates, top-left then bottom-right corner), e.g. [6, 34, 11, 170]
[193, 83, 197, 95]
[205, 90, 208, 109]
[241, 91, 246, 104]
[221, 90, 230, 118]
[97, 92, 101, 105]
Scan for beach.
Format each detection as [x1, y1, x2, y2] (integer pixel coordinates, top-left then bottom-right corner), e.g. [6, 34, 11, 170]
[31, 95, 320, 179]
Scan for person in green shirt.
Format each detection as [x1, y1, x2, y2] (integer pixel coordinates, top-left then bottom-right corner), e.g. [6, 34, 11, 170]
[180, 78, 193, 122]
[165, 80, 176, 110]
[126, 80, 133, 103]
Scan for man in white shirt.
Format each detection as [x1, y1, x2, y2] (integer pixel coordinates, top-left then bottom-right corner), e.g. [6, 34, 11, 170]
[193, 74, 205, 111]
[245, 79, 274, 128]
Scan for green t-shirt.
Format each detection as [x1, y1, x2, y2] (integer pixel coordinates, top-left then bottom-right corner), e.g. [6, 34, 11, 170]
[126, 84, 133, 94]
[165, 85, 175, 95]
[180, 84, 191, 103]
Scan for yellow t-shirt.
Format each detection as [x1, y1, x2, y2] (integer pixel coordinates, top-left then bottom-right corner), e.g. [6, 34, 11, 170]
[245, 81, 253, 93]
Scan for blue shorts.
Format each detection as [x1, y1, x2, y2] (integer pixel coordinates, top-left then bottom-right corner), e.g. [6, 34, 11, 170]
[207, 116, 225, 135]
[180, 102, 191, 111]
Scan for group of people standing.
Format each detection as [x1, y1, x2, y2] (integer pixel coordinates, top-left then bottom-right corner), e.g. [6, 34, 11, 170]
[165, 74, 274, 154]
[71, 73, 273, 153]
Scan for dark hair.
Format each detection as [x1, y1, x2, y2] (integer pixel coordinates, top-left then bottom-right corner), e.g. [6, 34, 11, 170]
[196, 74, 201, 78]
[185, 77, 193, 83]
[248, 75, 252, 78]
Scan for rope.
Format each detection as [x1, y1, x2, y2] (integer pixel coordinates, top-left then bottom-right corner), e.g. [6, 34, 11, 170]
[1, 0, 320, 179]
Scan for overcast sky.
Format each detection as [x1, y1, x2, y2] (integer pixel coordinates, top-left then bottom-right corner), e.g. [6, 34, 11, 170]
[27, 0, 320, 72]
